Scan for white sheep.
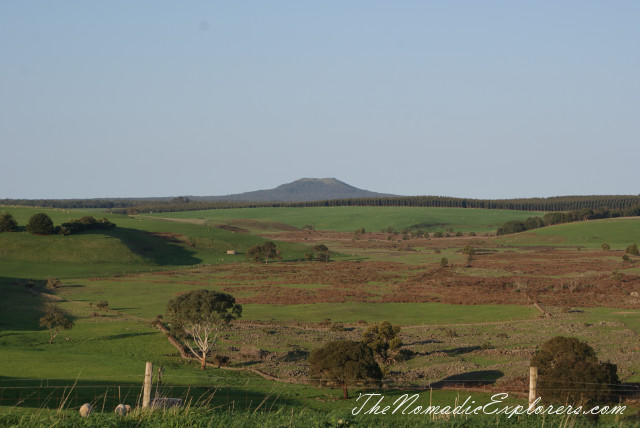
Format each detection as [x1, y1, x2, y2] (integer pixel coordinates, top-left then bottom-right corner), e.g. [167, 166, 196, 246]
[79, 403, 92, 417]
[114, 404, 131, 416]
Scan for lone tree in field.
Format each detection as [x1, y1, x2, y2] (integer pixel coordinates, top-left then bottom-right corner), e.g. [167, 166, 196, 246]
[39, 307, 74, 344]
[26, 213, 54, 235]
[167, 290, 242, 370]
[531, 336, 619, 405]
[626, 243, 639, 256]
[462, 245, 475, 267]
[309, 340, 382, 399]
[0, 213, 18, 232]
[246, 241, 281, 263]
[361, 321, 402, 363]
[313, 244, 331, 262]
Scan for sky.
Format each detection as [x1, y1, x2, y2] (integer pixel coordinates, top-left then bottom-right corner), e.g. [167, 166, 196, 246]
[1, 1, 638, 199]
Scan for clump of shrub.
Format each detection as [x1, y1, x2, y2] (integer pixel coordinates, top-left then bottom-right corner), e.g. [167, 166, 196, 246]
[56, 216, 115, 235]
[213, 354, 230, 368]
[440, 257, 448, 268]
[531, 336, 619, 405]
[46, 277, 63, 289]
[26, 213, 54, 235]
[443, 328, 458, 338]
[330, 322, 344, 332]
[0, 212, 18, 232]
[626, 243, 639, 256]
[95, 301, 109, 310]
[601, 243, 610, 251]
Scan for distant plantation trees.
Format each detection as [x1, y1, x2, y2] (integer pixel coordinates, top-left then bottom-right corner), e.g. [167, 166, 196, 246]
[531, 336, 619, 405]
[309, 340, 382, 399]
[26, 213, 54, 235]
[246, 242, 281, 263]
[0, 213, 18, 232]
[497, 205, 640, 236]
[167, 290, 242, 370]
[39, 307, 74, 344]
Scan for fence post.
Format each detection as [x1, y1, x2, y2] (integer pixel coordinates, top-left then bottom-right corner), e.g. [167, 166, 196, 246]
[143, 362, 153, 409]
[529, 366, 538, 408]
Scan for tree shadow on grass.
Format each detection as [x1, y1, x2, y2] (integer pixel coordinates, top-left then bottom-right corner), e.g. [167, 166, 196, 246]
[431, 370, 504, 389]
[105, 228, 201, 266]
[443, 345, 481, 356]
[0, 277, 48, 332]
[103, 332, 155, 341]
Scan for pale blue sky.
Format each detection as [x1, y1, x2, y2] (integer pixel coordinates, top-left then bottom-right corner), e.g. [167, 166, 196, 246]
[1, 1, 638, 199]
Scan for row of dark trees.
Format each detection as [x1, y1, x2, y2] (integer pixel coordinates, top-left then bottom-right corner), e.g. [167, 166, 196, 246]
[5, 194, 640, 214]
[0, 212, 115, 235]
[497, 205, 640, 236]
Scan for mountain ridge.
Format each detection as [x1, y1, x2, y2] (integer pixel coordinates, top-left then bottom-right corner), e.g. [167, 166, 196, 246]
[194, 178, 397, 203]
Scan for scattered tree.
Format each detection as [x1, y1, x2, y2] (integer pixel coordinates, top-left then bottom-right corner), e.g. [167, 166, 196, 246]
[626, 244, 639, 256]
[601, 243, 610, 251]
[309, 340, 382, 399]
[246, 242, 281, 263]
[313, 244, 331, 262]
[39, 307, 74, 344]
[302, 224, 314, 232]
[462, 245, 475, 267]
[361, 321, 402, 363]
[0, 213, 18, 232]
[353, 227, 366, 239]
[95, 301, 109, 310]
[531, 336, 619, 405]
[440, 257, 449, 268]
[46, 277, 63, 289]
[167, 290, 242, 370]
[26, 213, 54, 235]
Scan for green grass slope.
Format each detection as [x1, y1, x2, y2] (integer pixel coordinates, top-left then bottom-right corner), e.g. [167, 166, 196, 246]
[147, 206, 544, 233]
[0, 206, 314, 279]
[495, 217, 640, 249]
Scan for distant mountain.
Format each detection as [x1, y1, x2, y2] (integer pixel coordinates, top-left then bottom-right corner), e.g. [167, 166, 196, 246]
[196, 178, 397, 203]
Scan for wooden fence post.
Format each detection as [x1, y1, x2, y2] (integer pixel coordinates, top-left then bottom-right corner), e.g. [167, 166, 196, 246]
[529, 366, 538, 408]
[142, 362, 153, 409]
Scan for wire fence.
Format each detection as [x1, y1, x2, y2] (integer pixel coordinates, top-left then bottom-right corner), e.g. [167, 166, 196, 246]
[1, 377, 638, 410]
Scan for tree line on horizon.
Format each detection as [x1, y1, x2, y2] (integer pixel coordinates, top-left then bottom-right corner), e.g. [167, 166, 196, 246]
[496, 205, 640, 236]
[2, 194, 640, 214]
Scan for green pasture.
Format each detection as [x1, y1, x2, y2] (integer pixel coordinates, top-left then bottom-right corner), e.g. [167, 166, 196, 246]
[496, 218, 640, 249]
[146, 206, 543, 233]
[242, 303, 539, 325]
[0, 206, 312, 279]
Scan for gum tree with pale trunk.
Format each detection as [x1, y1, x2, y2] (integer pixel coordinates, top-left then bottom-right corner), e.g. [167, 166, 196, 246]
[167, 290, 242, 370]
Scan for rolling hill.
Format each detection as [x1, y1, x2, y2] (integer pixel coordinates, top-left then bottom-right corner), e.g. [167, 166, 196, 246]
[196, 178, 396, 202]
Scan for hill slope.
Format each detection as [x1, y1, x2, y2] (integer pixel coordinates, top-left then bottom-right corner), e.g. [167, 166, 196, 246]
[197, 178, 396, 202]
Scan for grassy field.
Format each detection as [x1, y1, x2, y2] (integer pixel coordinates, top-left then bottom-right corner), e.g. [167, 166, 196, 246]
[496, 217, 640, 249]
[1, 204, 639, 425]
[146, 206, 544, 233]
